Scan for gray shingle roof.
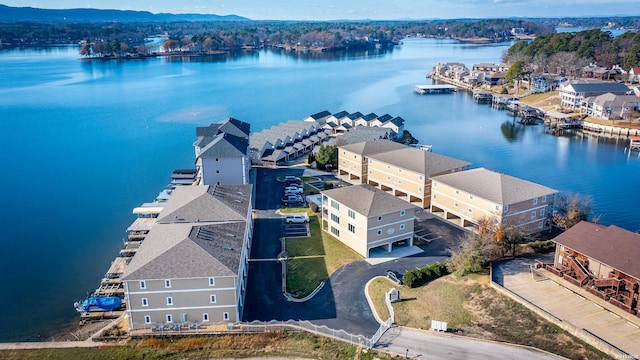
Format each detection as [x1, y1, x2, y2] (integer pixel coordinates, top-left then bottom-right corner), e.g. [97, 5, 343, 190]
[431, 168, 556, 205]
[198, 132, 248, 159]
[370, 147, 470, 176]
[157, 185, 250, 224]
[565, 81, 629, 94]
[322, 184, 417, 217]
[121, 184, 251, 281]
[552, 221, 640, 279]
[196, 117, 250, 139]
[336, 126, 391, 145]
[339, 139, 408, 156]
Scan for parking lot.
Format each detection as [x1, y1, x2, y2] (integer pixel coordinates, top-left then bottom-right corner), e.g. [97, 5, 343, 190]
[283, 222, 309, 238]
[495, 259, 640, 356]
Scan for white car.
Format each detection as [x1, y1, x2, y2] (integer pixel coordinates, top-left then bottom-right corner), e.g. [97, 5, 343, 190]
[285, 214, 309, 224]
[284, 186, 303, 194]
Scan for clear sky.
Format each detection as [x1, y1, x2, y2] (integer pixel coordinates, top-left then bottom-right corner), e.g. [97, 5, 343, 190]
[1, 0, 638, 20]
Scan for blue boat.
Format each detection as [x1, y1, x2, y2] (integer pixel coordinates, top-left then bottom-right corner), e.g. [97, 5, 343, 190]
[74, 296, 122, 312]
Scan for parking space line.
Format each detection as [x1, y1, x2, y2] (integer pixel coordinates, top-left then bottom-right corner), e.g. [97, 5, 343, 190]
[552, 293, 575, 301]
[541, 286, 559, 293]
[583, 310, 608, 319]
[602, 318, 625, 328]
[568, 301, 590, 309]
[619, 329, 640, 338]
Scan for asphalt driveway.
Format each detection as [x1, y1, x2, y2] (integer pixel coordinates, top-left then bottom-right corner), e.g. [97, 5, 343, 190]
[243, 167, 466, 337]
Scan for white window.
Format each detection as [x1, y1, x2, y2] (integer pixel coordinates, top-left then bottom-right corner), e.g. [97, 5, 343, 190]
[209, 277, 215, 286]
[400, 210, 405, 216]
[495, 205, 500, 211]
[377, 216, 382, 221]
[210, 294, 217, 303]
[139, 280, 146, 289]
[400, 224, 405, 230]
[540, 209, 545, 217]
[502, 218, 507, 225]
[398, 180, 402, 184]
[144, 315, 151, 324]
[531, 211, 536, 219]
[504, 204, 509, 213]
[223, 312, 230, 321]
[203, 313, 209, 322]
[454, 202, 459, 208]
[166, 297, 173, 306]
[141, 298, 148, 307]
[377, 230, 382, 236]
[348, 209, 355, 219]
[165, 279, 171, 288]
[387, 176, 390, 180]
[542, 196, 547, 203]
[533, 198, 538, 205]
[419, 187, 423, 192]
[166, 314, 173, 323]
[398, 169, 402, 173]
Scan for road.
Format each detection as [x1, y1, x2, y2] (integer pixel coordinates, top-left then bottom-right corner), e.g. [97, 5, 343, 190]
[377, 327, 561, 360]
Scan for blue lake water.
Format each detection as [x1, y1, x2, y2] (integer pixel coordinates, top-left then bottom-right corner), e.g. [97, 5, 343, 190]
[0, 38, 638, 342]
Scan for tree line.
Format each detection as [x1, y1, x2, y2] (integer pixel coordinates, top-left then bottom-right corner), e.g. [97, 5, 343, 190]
[505, 29, 640, 71]
[0, 19, 554, 56]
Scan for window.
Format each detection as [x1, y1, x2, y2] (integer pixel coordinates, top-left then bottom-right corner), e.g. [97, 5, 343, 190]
[166, 314, 173, 323]
[331, 200, 340, 210]
[141, 298, 148, 307]
[348, 224, 355, 233]
[454, 202, 459, 208]
[348, 209, 355, 219]
[387, 165, 390, 169]
[419, 187, 423, 192]
[377, 230, 382, 236]
[495, 205, 500, 211]
[531, 211, 536, 219]
[400, 210, 406, 216]
[387, 176, 390, 180]
[330, 226, 340, 236]
[210, 295, 217, 303]
[504, 204, 509, 213]
[331, 213, 340, 224]
[166, 297, 173, 306]
[203, 313, 209, 322]
[400, 224, 405, 230]
[538, 221, 544, 229]
[165, 279, 171, 288]
[144, 315, 151, 324]
[209, 277, 215, 286]
[398, 169, 402, 173]
[540, 209, 545, 217]
[455, 190, 459, 194]
[533, 198, 538, 205]
[468, 208, 473, 213]
[223, 312, 230, 321]
[502, 218, 507, 225]
[432, 194, 436, 199]
[377, 216, 383, 222]
[398, 180, 402, 184]
[215, 158, 219, 162]
[139, 280, 146, 289]
[469, 195, 474, 200]
[542, 196, 547, 203]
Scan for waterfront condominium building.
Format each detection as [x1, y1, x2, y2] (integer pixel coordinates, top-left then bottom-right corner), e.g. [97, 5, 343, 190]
[321, 184, 418, 258]
[121, 184, 253, 330]
[338, 140, 471, 209]
[193, 118, 251, 186]
[559, 80, 630, 110]
[430, 168, 557, 234]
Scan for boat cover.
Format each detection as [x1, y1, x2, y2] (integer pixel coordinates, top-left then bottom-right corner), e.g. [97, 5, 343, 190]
[82, 296, 121, 311]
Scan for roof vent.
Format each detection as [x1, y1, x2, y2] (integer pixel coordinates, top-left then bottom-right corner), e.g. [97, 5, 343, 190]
[223, 246, 234, 251]
[226, 233, 236, 238]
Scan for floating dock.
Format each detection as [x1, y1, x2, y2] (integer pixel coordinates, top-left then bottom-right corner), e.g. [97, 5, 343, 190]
[414, 84, 457, 94]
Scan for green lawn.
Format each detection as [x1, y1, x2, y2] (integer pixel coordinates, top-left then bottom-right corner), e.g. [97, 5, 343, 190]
[285, 213, 362, 298]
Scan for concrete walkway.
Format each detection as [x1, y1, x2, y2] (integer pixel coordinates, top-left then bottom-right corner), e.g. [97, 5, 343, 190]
[494, 258, 640, 357]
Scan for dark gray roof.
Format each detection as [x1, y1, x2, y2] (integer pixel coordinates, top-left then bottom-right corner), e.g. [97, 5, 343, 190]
[370, 148, 470, 176]
[337, 126, 391, 146]
[333, 110, 350, 119]
[309, 110, 331, 120]
[363, 112, 378, 121]
[377, 114, 393, 122]
[196, 117, 250, 139]
[322, 184, 417, 217]
[348, 111, 364, 120]
[431, 168, 556, 205]
[565, 81, 629, 94]
[390, 116, 405, 126]
[198, 132, 248, 159]
[339, 139, 408, 156]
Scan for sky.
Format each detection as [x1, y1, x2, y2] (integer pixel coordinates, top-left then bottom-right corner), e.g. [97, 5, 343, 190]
[2, 0, 639, 20]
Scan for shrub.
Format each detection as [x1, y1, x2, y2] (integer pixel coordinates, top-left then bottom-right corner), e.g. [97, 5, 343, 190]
[403, 271, 421, 288]
[500, 87, 509, 94]
[323, 181, 334, 190]
[404, 261, 450, 288]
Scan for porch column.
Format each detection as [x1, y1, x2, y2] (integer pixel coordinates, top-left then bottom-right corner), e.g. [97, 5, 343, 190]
[387, 243, 392, 252]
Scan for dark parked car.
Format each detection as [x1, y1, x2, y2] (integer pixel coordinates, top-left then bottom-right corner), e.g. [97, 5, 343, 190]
[386, 270, 403, 285]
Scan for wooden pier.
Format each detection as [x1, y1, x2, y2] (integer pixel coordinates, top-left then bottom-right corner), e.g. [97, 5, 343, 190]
[428, 73, 475, 91]
[473, 90, 493, 103]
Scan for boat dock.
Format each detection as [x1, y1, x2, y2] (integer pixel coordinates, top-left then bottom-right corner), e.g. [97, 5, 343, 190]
[76, 168, 196, 323]
[428, 73, 475, 91]
[414, 84, 457, 94]
[473, 90, 493, 103]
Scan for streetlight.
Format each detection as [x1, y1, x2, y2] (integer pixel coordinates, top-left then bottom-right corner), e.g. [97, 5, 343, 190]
[405, 348, 409, 358]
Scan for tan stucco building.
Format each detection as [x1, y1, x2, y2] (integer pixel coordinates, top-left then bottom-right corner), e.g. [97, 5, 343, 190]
[321, 184, 418, 258]
[430, 168, 557, 234]
[338, 140, 471, 208]
[121, 184, 253, 330]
